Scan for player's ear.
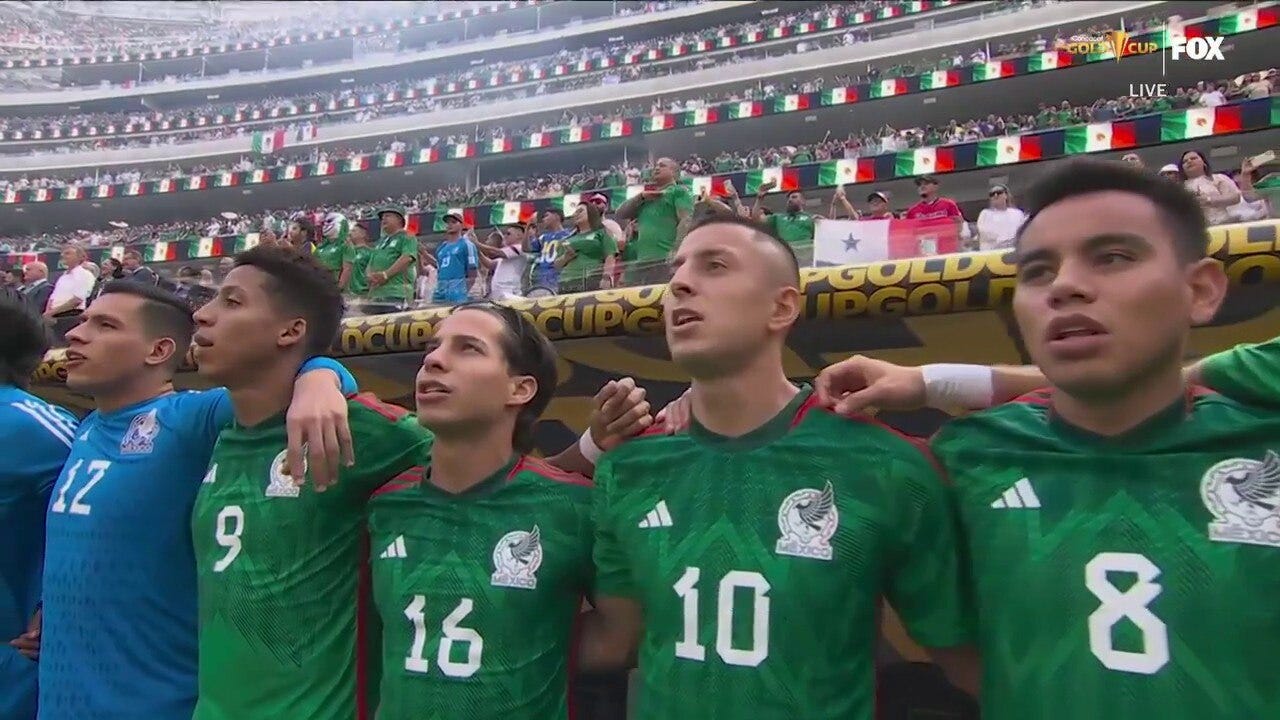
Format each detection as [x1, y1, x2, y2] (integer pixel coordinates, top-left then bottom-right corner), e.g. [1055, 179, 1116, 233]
[767, 285, 802, 334]
[1185, 257, 1228, 326]
[507, 374, 538, 409]
[145, 336, 178, 368]
[276, 318, 307, 349]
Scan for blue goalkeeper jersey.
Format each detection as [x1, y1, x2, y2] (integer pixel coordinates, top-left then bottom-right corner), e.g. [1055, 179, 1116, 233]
[39, 359, 355, 720]
[0, 386, 76, 720]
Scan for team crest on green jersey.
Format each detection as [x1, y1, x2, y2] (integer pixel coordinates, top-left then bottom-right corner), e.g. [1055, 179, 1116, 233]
[491, 526, 542, 589]
[264, 449, 304, 498]
[1201, 450, 1280, 548]
[776, 482, 839, 561]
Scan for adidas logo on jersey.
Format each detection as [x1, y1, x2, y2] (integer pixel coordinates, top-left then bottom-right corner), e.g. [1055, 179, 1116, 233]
[638, 500, 673, 528]
[379, 535, 407, 559]
[991, 478, 1041, 509]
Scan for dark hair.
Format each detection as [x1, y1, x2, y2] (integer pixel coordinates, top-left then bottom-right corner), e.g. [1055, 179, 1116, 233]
[683, 214, 801, 285]
[1180, 149, 1212, 175]
[1017, 158, 1208, 262]
[5, 267, 22, 280]
[98, 281, 196, 369]
[0, 296, 50, 388]
[233, 244, 345, 356]
[451, 301, 558, 453]
[575, 202, 604, 232]
[542, 208, 564, 221]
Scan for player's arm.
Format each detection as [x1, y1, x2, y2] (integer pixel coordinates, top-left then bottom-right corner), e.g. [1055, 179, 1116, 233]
[547, 378, 652, 477]
[338, 396, 433, 495]
[879, 436, 979, 693]
[1188, 337, 1280, 406]
[198, 356, 359, 487]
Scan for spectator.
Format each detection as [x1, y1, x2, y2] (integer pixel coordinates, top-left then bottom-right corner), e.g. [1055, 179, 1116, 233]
[755, 189, 820, 249]
[1, 265, 23, 305]
[557, 202, 619, 293]
[483, 222, 533, 301]
[366, 205, 418, 309]
[346, 222, 373, 297]
[975, 184, 1026, 251]
[905, 176, 963, 228]
[19, 261, 52, 315]
[120, 249, 158, 285]
[588, 193, 627, 287]
[44, 245, 94, 320]
[1120, 152, 1144, 167]
[528, 209, 572, 295]
[88, 257, 124, 302]
[432, 211, 479, 305]
[1228, 156, 1273, 222]
[864, 191, 895, 219]
[1158, 163, 1183, 183]
[615, 156, 694, 284]
[1180, 149, 1241, 226]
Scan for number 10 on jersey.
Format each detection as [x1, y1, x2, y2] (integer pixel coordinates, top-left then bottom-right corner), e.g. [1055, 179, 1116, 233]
[673, 566, 771, 667]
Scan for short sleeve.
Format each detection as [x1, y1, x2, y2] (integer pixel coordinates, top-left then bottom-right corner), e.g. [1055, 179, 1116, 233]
[669, 184, 695, 215]
[946, 199, 963, 218]
[342, 244, 356, 265]
[465, 240, 480, 271]
[1200, 338, 1280, 406]
[179, 389, 235, 446]
[591, 457, 638, 598]
[881, 442, 972, 648]
[396, 234, 418, 261]
[343, 396, 434, 495]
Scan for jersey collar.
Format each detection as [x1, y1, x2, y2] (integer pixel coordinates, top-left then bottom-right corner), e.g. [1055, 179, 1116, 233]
[687, 385, 811, 453]
[420, 453, 520, 500]
[1047, 386, 1200, 449]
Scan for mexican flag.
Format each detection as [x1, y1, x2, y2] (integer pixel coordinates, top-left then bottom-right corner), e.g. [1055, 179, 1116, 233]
[776, 94, 809, 113]
[1161, 106, 1242, 141]
[490, 201, 535, 225]
[251, 129, 286, 154]
[977, 136, 1042, 166]
[728, 101, 763, 119]
[895, 147, 955, 177]
[821, 87, 851, 105]
[745, 167, 799, 194]
[818, 159, 859, 185]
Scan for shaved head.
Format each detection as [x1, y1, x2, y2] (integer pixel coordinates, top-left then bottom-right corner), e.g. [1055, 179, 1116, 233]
[683, 215, 800, 288]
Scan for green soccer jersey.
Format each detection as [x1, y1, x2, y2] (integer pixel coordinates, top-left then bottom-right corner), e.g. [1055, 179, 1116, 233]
[1200, 336, 1280, 407]
[593, 388, 968, 720]
[368, 455, 593, 720]
[367, 230, 418, 301]
[315, 238, 355, 277]
[931, 389, 1280, 720]
[191, 395, 433, 720]
[349, 244, 372, 295]
[766, 211, 816, 246]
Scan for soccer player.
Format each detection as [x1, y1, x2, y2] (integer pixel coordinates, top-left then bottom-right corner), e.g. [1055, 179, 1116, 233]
[0, 298, 76, 720]
[189, 246, 651, 720]
[583, 216, 971, 718]
[835, 160, 1280, 717]
[38, 281, 356, 720]
[368, 302, 592, 719]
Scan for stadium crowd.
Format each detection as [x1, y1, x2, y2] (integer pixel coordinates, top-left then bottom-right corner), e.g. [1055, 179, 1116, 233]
[0, 0, 1095, 155]
[0, 67, 1271, 256]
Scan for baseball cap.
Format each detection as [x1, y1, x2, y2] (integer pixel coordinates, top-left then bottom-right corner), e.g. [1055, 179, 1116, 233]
[988, 184, 1009, 196]
[914, 175, 940, 186]
[442, 211, 465, 224]
[866, 191, 889, 203]
[1159, 163, 1181, 173]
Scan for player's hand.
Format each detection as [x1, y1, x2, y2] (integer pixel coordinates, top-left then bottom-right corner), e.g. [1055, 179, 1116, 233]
[589, 377, 652, 450]
[815, 355, 926, 415]
[9, 607, 40, 661]
[652, 388, 692, 434]
[287, 370, 356, 491]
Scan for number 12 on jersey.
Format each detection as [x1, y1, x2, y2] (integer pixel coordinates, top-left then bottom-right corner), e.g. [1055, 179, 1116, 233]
[673, 566, 771, 667]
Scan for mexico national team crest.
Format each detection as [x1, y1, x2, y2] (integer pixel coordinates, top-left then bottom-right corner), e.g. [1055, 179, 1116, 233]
[120, 409, 160, 454]
[1201, 451, 1280, 548]
[491, 525, 542, 590]
[265, 449, 304, 498]
[776, 482, 839, 561]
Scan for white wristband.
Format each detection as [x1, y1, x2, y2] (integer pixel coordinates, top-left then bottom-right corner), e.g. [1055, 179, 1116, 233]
[578, 430, 605, 464]
[921, 364, 995, 410]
